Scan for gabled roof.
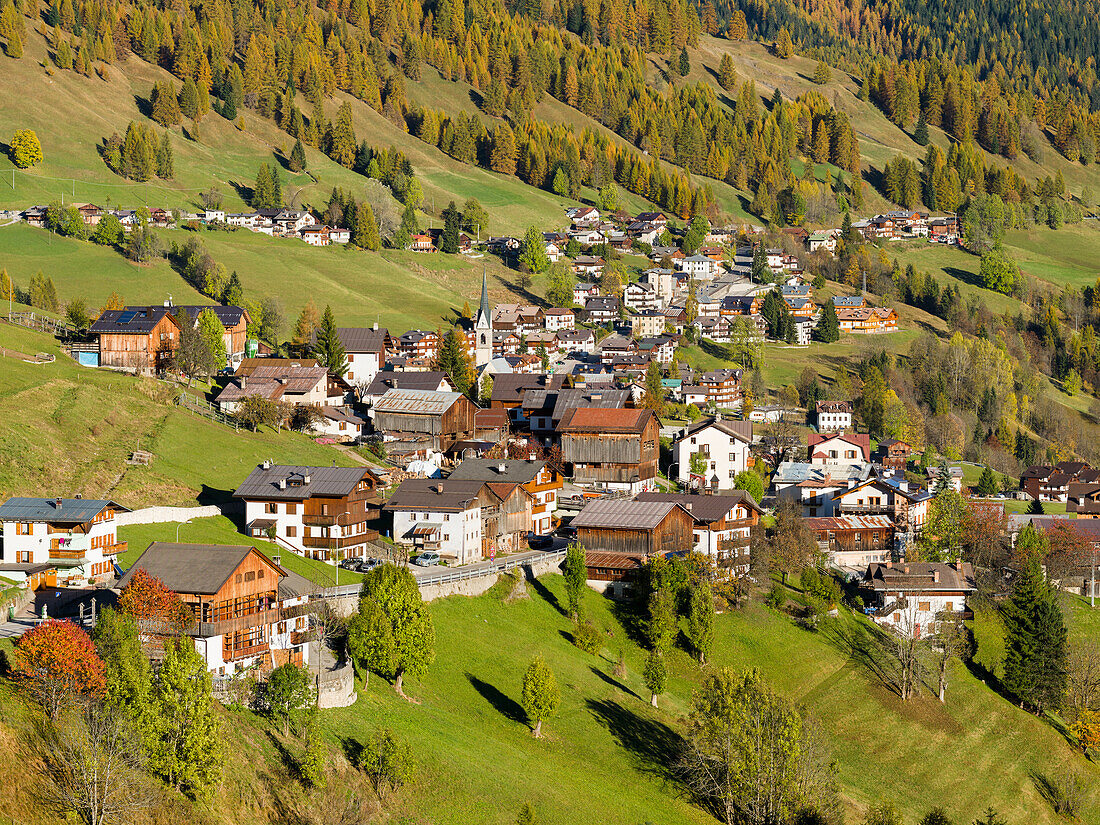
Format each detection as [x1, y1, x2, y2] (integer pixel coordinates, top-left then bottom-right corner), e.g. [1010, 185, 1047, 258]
[363, 371, 450, 397]
[0, 497, 129, 524]
[171, 305, 249, 328]
[449, 459, 548, 484]
[384, 478, 486, 512]
[573, 498, 686, 529]
[635, 490, 761, 523]
[117, 542, 285, 596]
[678, 415, 753, 443]
[808, 432, 871, 458]
[373, 388, 465, 416]
[90, 306, 177, 335]
[336, 327, 390, 353]
[234, 464, 371, 500]
[558, 407, 654, 434]
[864, 562, 975, 594]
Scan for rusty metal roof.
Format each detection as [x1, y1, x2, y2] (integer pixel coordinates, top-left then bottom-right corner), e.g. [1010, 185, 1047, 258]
[558, 407, 653, 433]
[373, 388, 464, 416]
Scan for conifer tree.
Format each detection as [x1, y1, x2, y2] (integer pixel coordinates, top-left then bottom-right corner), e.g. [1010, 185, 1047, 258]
[775, 27, 793, 58]
[519, 225, 550, 274]
[293, 300, 320, 344]
[156, 132, 173, 179]
[329, 102, 357, 167]
[1003, 554, 1068, 714]
[313, 305, 348, 376]
[440, 200, 462, 253]
[179, 78, 201, 121]
[718, 54, 737, 91]
[289, 138, 307, 172]
[354, 202, 381, 250]
[151, 81, 182, 127]
[678, 46, 690, 77]
[812, 60, 831, 85]
[222, 270, 243, 306]
[914, 112, 930, 146]
[814, 301, 840, 342]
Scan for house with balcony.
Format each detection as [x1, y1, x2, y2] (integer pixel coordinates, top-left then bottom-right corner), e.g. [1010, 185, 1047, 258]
[805, 514, 894, 569]
[572, 499, 695, 562]
[385, 477, 535, 562]
[559, 408, 660, 494]
[116, 541, 315, 675]
[448, 459, 564, 536]
[772, 461, 874, 517]
[234, 464, 383, 562]
[863, 561, 975, 638]
[0, 497, 129, 585]
[636, 491, 761, 573]
[831, 475, 931, 536]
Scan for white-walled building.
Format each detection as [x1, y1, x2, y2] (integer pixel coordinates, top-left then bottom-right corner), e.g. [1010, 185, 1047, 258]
[448, 459, 564, 536]
[384, 479, 485, 564]
[0, 497, 130, 585]
[636, 491, 762, 574]
[336, 326, 390, 387]
[672, 416, 753, 489]
[864, 561, 975, 638]
[815, 400, 853, 432]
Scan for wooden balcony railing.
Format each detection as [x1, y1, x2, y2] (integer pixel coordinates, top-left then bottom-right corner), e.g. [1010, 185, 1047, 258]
[290, 629, 316, 645]
[223, 641, 269, 662]
[302, 514, 338, 526]
[837, 503, 893, 515]
[302, 529, 379, 550]
[103, 541, 128, 556]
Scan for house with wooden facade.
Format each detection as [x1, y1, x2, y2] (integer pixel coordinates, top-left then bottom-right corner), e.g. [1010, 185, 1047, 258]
[805, 514, 894, 569]
[636, 491, 761, 574]
[831, 476, 931, 536]
[234, 463, 383, 561]
[169, 304, 251, 367]
[572, 499, 695, 559]
[0, 496, 129, 586]
[559, 408, 660, 494]
[117, 542, 315, 675]
[370, 388, 478, 458]
[88, 307, 181, 374]
[875, 439, 913, 473]
[216, 359, 350, 413]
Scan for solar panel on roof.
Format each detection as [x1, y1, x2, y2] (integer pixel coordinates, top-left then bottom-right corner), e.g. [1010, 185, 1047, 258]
[116, 310, 137, 324]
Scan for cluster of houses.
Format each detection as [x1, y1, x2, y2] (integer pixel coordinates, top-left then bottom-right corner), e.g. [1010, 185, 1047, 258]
[19, 203, 173, 230]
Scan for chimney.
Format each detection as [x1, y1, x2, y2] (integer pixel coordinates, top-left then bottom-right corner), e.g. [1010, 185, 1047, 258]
[885, 561, 892, 568]
[302, 474, 311, 485]
[373, 322, 379, 331]
[933, 570, 940, 583]
[262, 459, 271, 470]
[278, 478, 287, 490]
[437, 482, 444, 493]
[75, 493, 82, 499]
[904, 566, 910, 574]
[240, 375, 246, 389]
[954, 560, 964, 572]
[497, 463, 508, 474]
[54, 497, 62, 509]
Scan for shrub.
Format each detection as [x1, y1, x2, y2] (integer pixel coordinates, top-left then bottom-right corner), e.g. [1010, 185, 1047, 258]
[765, 583, 784, 610]
[572, 620, 602, 655]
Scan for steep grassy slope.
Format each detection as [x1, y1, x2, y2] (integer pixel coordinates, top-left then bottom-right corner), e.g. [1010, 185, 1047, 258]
[0, 322, 353, 508]
[329, 574, 1099, 824]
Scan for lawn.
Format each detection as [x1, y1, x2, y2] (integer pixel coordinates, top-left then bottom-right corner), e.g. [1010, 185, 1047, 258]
[117, 515, 363, 587]
[325, 574, 1099, 824]
[0, 322, 352, 507]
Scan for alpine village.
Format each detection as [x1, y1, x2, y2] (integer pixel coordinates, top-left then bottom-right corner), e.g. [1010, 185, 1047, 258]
[5, 0, 1100, 821]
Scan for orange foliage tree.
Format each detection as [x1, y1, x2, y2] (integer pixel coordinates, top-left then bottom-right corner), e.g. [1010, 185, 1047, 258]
[118, 568, 194, 639]
[12, 619, 106, 719]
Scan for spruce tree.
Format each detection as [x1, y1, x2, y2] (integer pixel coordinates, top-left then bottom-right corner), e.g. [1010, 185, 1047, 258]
[222, 270, 243, 306]
[814, 301, 840, 342]
[1003, 555, 1068, 713]
[914, 112, 930, 146]
[440, 200, 462, 253]
[519, 226, 550, 274]
[156, 132, 173, 179]
[289, 138, 307, 172]
[179, 78, 201, 120]
[313, 305, 348, 377]
[355, 203, 381, 251]
[678, 46, 690, 77]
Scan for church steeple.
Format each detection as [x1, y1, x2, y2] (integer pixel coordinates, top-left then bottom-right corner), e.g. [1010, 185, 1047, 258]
[476, 267, 490, 327]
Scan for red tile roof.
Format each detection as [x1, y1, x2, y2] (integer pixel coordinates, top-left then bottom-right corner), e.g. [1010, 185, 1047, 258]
[558, 407, 653, 433]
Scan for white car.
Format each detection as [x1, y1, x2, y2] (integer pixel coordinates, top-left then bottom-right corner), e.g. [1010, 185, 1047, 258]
[413, 550, 440, 567]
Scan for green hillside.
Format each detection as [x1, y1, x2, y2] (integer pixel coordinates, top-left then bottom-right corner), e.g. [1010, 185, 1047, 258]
[0, 321, 352, 508]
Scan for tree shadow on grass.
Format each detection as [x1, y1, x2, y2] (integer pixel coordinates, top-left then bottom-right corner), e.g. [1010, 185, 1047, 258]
[607, 594, 650, 649]
[466, 672, 527, 726]
[586, 698, 684, 785]
[527, 575, 568, 617]
[589, 665, 641, 701]
[821, 617, 904, 699]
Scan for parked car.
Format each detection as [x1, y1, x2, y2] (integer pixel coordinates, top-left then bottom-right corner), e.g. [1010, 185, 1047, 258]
[357, 557, 383, 573]
[557, 525, 578, 540]
[413, 551, 440, 567]
[527, 533, 554, 549]
[338, 557, 360, 570]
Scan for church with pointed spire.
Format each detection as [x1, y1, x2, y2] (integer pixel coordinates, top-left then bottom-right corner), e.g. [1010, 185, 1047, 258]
[474, 269, 492, 367]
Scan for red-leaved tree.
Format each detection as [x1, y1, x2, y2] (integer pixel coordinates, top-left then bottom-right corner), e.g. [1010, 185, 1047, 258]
[12, 620, 106, 719]
[118, 568, 194, 644]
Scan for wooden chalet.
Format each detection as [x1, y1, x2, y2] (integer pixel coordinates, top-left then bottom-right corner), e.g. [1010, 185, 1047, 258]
[371, 388, 477, 456]
[88, 306, 181, 374]
[572, 498, 695, 556]
[558, 407, 660, 493]
[116, 542, 315, 674]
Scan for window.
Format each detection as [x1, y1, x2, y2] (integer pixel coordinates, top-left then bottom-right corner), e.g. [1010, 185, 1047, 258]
[244, 571, 255, 582]
[286, 503, 297, 515]
[265, 503, 278, 514]
[236, 573, 243, 584]
[918, 601, 931, 612]
[257, 569, 264, 579]
[286, 526, 297, 537]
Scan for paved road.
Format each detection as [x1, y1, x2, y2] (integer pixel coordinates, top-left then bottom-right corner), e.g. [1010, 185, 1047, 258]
[407, 542, 566, 581]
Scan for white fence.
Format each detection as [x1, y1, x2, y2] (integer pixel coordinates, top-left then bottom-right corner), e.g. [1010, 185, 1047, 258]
[115, 503, 238, 526]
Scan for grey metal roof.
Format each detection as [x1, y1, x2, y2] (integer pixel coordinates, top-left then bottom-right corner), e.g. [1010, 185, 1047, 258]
[635, 490, 761, 522]
[0, 497, 128, 523]
[448, 459, 545, 484]
[384, 479, 485, 512]
[373, 388, 463, 416]
[171, 305, 248, 328]
[233, 464, 370, 500]
[573, 499, 682, 529]
[363, 371, 450, 397]
[117, 542, 283, 595]
[335, 327, 389, 353]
